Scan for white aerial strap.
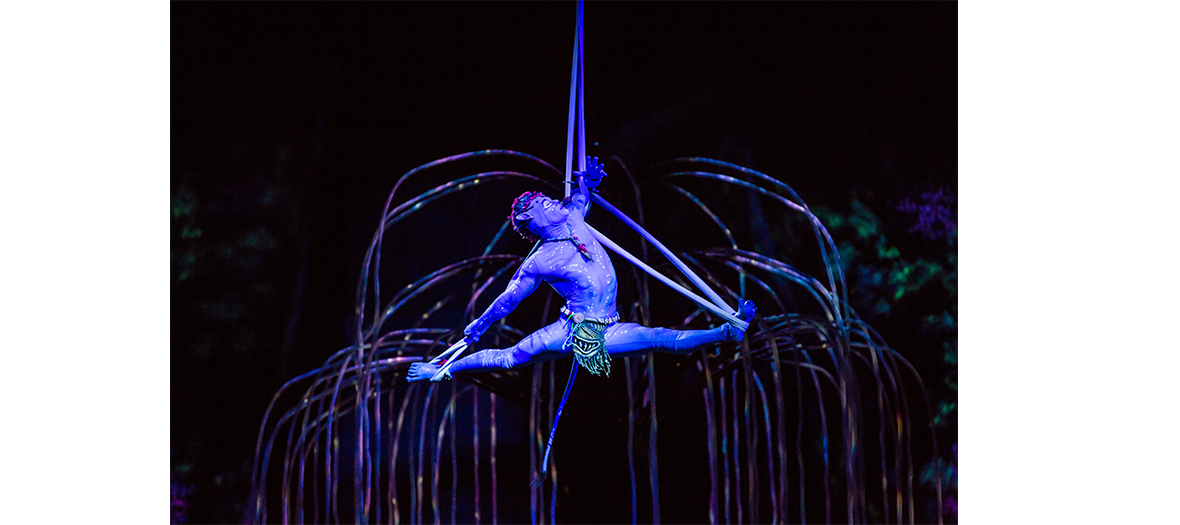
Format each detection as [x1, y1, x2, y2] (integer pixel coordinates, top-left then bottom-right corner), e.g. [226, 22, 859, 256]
[586, 220, 748, 331]
[428, 338, 468, 381]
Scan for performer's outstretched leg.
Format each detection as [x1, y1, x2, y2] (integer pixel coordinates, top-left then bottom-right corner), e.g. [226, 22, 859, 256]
[604, 323, 725, 356]
[604, 299, 757, 357]
[407, 320, 568, 381]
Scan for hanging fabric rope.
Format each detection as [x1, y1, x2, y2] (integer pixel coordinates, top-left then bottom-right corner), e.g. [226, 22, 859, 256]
[481, 0, 749, 491]
[586, 223, 749, 330]
[535, 0, 586, 489]
[588, 196, 749, 329]
[556, 0, 744, 328]
[531, 360, 578, 489]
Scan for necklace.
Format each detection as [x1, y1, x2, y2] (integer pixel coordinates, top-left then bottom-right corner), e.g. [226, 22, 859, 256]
[537, 225, 593, 261]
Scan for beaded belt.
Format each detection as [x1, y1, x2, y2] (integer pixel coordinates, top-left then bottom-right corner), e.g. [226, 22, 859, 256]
[559, 305, 620, 326]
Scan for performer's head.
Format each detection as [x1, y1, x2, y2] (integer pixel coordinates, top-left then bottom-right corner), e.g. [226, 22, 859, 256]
[510, 191, 569, 242]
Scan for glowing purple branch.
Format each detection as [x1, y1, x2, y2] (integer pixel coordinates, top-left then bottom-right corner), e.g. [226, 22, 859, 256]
[646, 354, 661, 523]
[390, 385, 417, 524]
[373, 255, 520, 340]
[473, 388, 481, 525]
[700, 350, 719, 525]
[718, 260, 787, 315]
[741, 347, 757, 523]
[696, 249, 835, 321]
[662, 183, 738, 249]
[491, 393, 498, 525]
[414, 384, 437, 524]
[662, 169, 850, 325]
[731, 373, 743, 522]
[802, 348, 833, 523]
[528, 364, 540, 525]
[625, 357, 639, 524]
[764, 331, 789, 523]
[451, 385, 458, 523]
[720, 375, 730, 524]
[432, 392, 455, 524]
[749, 370, 779, 524]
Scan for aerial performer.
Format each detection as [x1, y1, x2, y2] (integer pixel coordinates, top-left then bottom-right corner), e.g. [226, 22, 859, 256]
[407, 156, 757, 383]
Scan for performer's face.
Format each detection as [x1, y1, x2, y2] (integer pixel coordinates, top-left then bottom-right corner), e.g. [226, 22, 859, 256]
[529, 196, 569, 228]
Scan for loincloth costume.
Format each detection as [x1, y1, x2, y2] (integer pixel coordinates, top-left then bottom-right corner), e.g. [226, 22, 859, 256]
[560, 305, 620, 377]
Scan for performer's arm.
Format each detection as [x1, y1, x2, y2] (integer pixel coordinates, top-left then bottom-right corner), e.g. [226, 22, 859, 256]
[569, 156, 606, 218]
[463, 259, 542, 341]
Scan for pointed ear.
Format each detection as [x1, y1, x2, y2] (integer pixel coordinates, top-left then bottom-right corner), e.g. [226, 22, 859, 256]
[514, 212, 533, 223]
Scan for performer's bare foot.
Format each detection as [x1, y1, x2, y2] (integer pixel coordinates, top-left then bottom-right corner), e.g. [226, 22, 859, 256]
[723, 299, 758, 342]
[407, 361, 443, 382]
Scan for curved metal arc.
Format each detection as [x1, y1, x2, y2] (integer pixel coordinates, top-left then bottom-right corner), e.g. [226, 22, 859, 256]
[252, 349, 356, 516]
[375, 150, 561, 339]
[679, 252, 745, 305]
[661, 182, 738, 250]
[256, 150, 940, 524]
[694, 249, 836, 321]
[382, 152, 563, 236]
[848, 321, 946, 524]
[287, 380, 405, 523]
[356, 170, 557, 360]
[718, 259, 787, 315]
[654, 158, 854, 319]
[357, 172, 556, 396]
[257, 354, 419, 523]
[260, 341, 433, 452]
[846, 334, 910, 524]
[676, 157, 854, 321]
[355, 259, 524, 504]
[382, 172, 557, 230]
[660, 170, 850, 323]
[370, 255, 520, 341]
[649, 156, 810, 210]
[279, 355, 421, 449]
[463, 259, 523, 323]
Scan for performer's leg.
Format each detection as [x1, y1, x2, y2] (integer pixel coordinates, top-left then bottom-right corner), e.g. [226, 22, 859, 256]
[603, 299, 757, 357]
[407, 320, 568, 381]
[603, 323, 724, 357]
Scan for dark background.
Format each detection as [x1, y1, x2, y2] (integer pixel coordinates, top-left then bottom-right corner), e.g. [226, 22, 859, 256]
[171, 2, 956, 522]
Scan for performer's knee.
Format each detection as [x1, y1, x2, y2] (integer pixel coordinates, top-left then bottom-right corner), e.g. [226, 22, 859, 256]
[648, 327, 699, 352]
[671, 326, 725, 353]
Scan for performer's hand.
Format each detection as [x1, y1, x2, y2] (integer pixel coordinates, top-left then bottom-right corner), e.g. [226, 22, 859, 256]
[463, 319, 483, 343]
[578, 156, 607, 189]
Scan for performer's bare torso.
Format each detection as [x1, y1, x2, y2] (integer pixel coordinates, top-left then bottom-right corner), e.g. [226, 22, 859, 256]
[526, 196, 618, 319]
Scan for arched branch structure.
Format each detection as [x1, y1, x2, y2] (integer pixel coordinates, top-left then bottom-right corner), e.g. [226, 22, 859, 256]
[250, 152, 945, 524]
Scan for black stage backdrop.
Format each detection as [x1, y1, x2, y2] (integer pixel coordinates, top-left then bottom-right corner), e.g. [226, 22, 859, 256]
[171, 2, 956, 523]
